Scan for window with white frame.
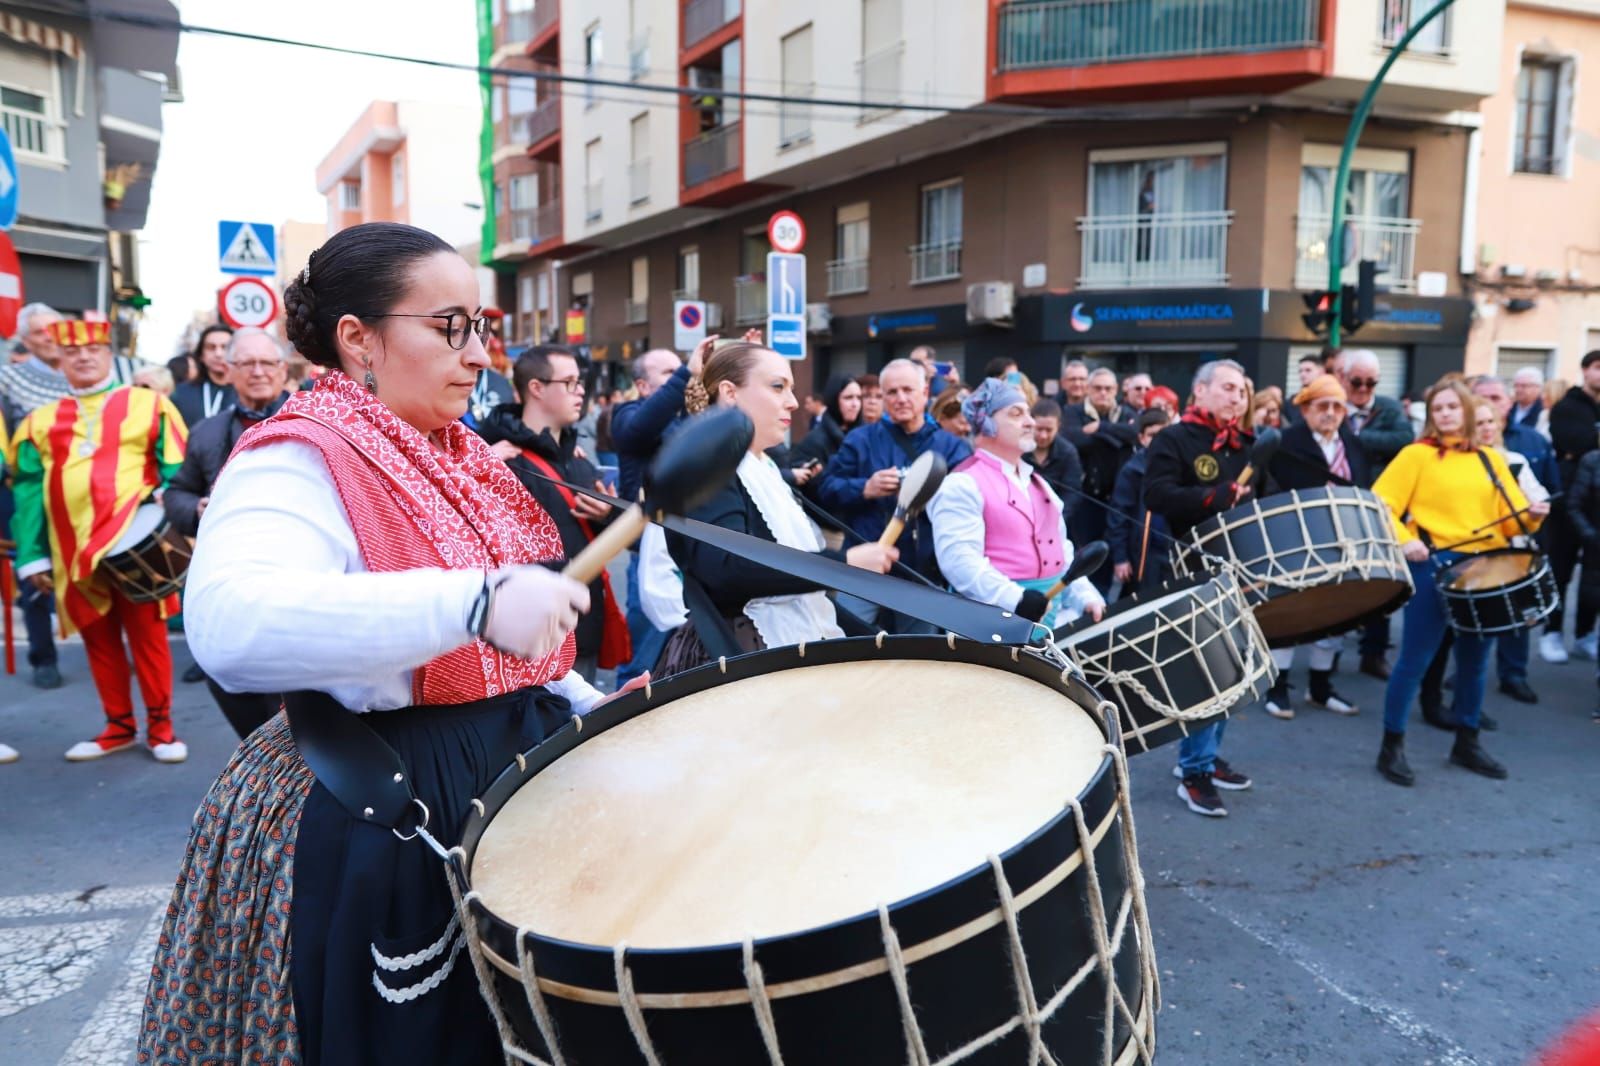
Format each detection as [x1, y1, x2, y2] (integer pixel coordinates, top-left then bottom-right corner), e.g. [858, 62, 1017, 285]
[1495, 346, 1554, 381]
[629, 112, 650, 204]
[1514, 54, 1573, 176]
[780, 25, 814, 147]
[536, 271, 551, 312]
[627, 255, 649, 323]
[912, 180, 962, 283]
[1379, 0, 1450, 53]
[0, 42, 65, 162]
[339, 181, 361, 211]
[676, 246, 700, 298]
[1297, 145, 1416, 291]
[584, 24, 603, 107]
[584, 138, 603, 222]
[1082, 143, 1229, 288]
[508, 173, 537, 210]
[830, 202, 870, 294]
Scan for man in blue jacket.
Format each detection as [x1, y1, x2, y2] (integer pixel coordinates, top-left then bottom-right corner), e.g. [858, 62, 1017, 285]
[818, 358, 972, 632]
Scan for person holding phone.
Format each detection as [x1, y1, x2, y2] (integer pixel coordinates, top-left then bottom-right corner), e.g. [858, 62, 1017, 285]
[480, 344, 629, 683]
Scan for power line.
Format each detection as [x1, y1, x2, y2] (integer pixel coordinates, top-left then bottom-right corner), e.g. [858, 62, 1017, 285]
[54, 3, 1063, 121]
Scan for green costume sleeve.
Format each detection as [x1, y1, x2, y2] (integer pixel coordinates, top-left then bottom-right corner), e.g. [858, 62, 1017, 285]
[157, 412, 184, 487]
[11, 435, 48, 570]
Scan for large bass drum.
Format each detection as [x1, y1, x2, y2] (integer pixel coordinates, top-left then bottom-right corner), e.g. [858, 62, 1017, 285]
[1053, 570, 1275, 755]
[1171, 486, 1411, 648]
[454, 637, 1157, 1065]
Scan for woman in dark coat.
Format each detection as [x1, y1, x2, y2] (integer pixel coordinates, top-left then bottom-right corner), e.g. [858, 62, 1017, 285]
[789, 372, 863, 469]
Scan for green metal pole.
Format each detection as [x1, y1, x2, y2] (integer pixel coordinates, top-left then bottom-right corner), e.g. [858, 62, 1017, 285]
[1327, 0, 1457, 346]
[475, 0, 498, 268]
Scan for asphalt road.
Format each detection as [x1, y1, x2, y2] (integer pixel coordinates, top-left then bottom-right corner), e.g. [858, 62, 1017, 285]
[1, 624, 1596, 1065]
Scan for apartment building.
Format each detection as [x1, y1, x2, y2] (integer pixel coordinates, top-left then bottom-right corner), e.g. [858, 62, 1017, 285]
[1, 1, 179, 353]
[482, 0, 1505, 400]
[1464, 0, 1600, 384]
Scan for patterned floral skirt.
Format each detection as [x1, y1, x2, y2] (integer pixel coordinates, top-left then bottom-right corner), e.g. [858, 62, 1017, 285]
[138, 689, 572, 1066]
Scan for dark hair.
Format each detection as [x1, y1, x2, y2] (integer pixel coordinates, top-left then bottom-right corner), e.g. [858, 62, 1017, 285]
[513, 344, 578, 399]
[1030, 399, 1062, 421]
[1320, 344, 1342, 369]
[821, 372, 861, 430]
[983, 356, 1016, 379]
[1298, 354, 1322, 367]
[166, 353, 196, 385]
[192, 324, 233, 361]
[1583, 350, 1600, 370]
[856, 372, 880, 391]
[282, 222, 455, 369]
[1139, 408, 1171, 433]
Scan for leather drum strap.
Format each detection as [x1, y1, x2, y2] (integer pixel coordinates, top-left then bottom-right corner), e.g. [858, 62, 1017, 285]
[284, 689, 417, 830]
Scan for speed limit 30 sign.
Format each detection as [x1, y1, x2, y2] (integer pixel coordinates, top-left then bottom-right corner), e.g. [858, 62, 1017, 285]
[219, 275, 279, 330]
[767, 210, 806, 254]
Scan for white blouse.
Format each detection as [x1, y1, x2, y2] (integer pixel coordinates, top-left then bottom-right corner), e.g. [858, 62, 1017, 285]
[186, 439, 602, 714]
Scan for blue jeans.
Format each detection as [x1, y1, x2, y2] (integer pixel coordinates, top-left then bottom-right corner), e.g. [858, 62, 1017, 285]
[1384, 555, 1490, 733]
[18, 578, 57, 668]
[1496, 627, 1529, 685]
[1177, 719, 1227, 776]
[618, 551, 669, 685]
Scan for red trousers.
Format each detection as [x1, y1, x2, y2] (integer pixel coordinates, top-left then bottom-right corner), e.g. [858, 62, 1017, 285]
[81, 588, 174, 743]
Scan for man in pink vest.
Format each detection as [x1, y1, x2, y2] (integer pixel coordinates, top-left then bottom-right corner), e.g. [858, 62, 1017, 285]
[928, 377, 1105, 629]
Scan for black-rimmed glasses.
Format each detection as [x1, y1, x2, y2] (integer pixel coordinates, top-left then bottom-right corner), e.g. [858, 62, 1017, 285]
[362, 312, 491, 350]
[534, 377, 584, 393]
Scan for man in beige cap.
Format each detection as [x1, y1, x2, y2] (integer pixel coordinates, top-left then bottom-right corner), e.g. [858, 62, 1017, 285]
[1263, 374, 1370, 719]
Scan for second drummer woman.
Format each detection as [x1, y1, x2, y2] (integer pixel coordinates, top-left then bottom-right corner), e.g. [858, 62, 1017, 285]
[656, 341, 896, 674]
[1372, 380, 1548, 787]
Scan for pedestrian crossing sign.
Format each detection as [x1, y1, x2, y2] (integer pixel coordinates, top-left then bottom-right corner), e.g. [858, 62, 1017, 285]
[218, 220, 277, 276]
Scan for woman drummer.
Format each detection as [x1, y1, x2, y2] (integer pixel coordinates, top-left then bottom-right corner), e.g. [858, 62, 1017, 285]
[1372, 379, 1548, 787]
[138, 223, 641, 1065]
[655, 341, 896, 675]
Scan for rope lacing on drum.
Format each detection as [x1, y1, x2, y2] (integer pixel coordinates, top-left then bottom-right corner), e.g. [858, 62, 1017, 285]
[742, 939, 786, 1065]
[444, 852, 530, 1066]
[613, 943, 663, 1066]
[877, 903, 933, 1066]
[517, 931, 568, 1066]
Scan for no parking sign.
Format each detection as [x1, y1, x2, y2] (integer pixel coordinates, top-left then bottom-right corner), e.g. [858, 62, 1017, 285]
[673, 300, 707, 352]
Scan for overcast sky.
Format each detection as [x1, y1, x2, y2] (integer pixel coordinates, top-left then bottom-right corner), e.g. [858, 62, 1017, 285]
[138, 0, 480, 358]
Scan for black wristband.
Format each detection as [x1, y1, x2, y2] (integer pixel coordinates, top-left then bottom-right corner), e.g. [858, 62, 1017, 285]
[467, 572, 495, 639]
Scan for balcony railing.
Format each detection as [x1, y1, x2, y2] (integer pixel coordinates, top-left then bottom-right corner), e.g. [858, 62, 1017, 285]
[630, 158, 651, 204]
[909, 241, 963, 284]
[3, 106, 64, 161]
[527, 95, 560, 145]
[501, 200, 562, 247]
[734, 275, 767, 325]
[684, 121, 740, 187]
[504, 9, 534, 44]
[685, 0, 738, 49]
[630, 29, 650, 80]
[997, 0, 1321, 70]
[672, 286, 700, 302]
[780, 84, 813, 147]
[827, 257, 869, 295]
[1295, 214, 1421, 294]
[1379, 0, 1449, 53]
[1077, 210, 1232, 288]
[857, 43, 903, 121]
[531, 1, 558, 40]
[585, 181, 603, 223]
[625, 298, 649, 325]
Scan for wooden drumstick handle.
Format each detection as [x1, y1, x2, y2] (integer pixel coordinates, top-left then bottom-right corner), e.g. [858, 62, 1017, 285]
[1236, 463, 1257, 487]
[563, 504, 648, 584]
[878, 515, 906, 548]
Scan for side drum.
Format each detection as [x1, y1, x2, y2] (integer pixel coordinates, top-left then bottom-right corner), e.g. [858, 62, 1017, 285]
[1435, 549, 1559, 636]
[456, 637, 1158, 1066]
[1052, 570, 1275, 756]
[1171, 486, 1412, 648]
[98, 503, 191, 603]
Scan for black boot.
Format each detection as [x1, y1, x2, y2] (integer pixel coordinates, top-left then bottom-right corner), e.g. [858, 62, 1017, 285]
[1478, 711, 1499, 732]
[1450, 727, 1507, 779]
[1419, 693, 1455, 731]
[1377, 731, 1414, 786]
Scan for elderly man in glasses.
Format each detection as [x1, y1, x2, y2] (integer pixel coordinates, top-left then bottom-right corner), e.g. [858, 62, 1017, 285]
[1337, 348, 1415, 680]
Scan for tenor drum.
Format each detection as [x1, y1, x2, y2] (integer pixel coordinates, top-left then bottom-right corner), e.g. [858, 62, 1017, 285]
[98, 503, 191, 603]
[1053, 571, 1275, 756]
[456, 637, 1157, 1066]
[1171, 486, 1412, 648]
[1436, 549, 1559, 636]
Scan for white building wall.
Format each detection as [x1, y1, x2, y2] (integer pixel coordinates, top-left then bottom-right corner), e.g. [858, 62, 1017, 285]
[1321, 0, 1504, 107]
[396, 99, 484, 247]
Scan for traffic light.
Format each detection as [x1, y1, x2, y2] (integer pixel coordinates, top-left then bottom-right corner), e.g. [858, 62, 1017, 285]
[1301, 290, 1335, 335]
[1340, 259, 1381, 336]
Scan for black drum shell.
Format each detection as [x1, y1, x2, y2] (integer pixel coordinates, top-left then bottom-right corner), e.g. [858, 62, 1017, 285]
[457, 636, 1150, 1065]
[1054, 571, 1271, 756]
[1436, 548, 1559, 636]
[1174, 486, 1412, 648]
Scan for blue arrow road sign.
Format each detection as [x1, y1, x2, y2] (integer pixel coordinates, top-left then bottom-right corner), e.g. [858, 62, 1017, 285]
[218, 220, 277, 275]
[0, 129, 19, 230]
[766, 251, 806, 359]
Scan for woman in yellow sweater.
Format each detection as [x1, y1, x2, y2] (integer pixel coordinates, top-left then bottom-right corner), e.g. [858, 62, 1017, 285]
[1371, 380, 1549, 786]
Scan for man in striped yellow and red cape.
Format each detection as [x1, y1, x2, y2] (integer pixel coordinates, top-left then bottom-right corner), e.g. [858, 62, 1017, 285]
[7, 319, 190, 763]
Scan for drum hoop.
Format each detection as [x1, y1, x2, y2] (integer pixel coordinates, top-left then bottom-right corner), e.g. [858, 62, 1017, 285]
[1436, 549, 1548, 596]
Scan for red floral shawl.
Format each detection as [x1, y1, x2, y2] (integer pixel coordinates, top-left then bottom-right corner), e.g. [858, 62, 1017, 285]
[238, 371, 575, 704]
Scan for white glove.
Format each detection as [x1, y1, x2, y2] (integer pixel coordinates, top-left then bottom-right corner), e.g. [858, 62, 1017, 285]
[481, 566, 591, 661]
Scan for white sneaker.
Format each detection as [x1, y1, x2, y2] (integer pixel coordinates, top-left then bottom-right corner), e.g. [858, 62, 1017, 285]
[1539, 632, 1570, 663]
[1265, 698, 1295, 720]
[1577, 633, 1599, 661]
[64, 738, 138, 761]
[1310, 694, 1360, 716]
[149, 740, 189, 764]
[0, 743, 18, 764]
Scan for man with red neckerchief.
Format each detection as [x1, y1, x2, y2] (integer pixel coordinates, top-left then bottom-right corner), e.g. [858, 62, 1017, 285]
[1144, 358, 1271, 817]
[8, 319, 189, 763]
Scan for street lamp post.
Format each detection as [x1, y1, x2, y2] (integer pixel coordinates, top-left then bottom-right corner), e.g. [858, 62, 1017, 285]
[1327, 0, 1458, 346]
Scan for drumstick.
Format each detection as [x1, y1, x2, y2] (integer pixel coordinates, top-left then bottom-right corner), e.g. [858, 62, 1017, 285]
[877, 451, 948, 549]
[1136, 512, 1152, 583]
[1465, 496, 1559, 537]
[563, 408, 753, 584]
[1044, 540, 1110, 600]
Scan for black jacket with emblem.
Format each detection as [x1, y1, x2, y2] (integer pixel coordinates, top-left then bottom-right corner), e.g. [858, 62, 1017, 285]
[1143, 419, 1271, 539]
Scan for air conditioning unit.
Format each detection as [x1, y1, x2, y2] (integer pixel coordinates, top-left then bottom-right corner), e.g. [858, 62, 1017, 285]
[1500, 264, 1527, 279]
[705, 302, 724, 329]
[805, 302, 832, 334]
[967, 281, 1015, 327]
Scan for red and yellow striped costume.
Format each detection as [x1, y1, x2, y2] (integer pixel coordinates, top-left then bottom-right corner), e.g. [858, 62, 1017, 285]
[10, 383, 187, 633]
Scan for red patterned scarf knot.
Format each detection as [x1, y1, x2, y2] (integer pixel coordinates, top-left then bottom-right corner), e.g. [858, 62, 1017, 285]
[1181, 406, 1250, 452]
[1418, 434, 1472, 458]
[238, 371, 575, 703]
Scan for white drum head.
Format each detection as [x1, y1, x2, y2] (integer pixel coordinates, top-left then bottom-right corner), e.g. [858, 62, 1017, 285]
[472, 659, 1103, 950]
[108, 504, 164, 555]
